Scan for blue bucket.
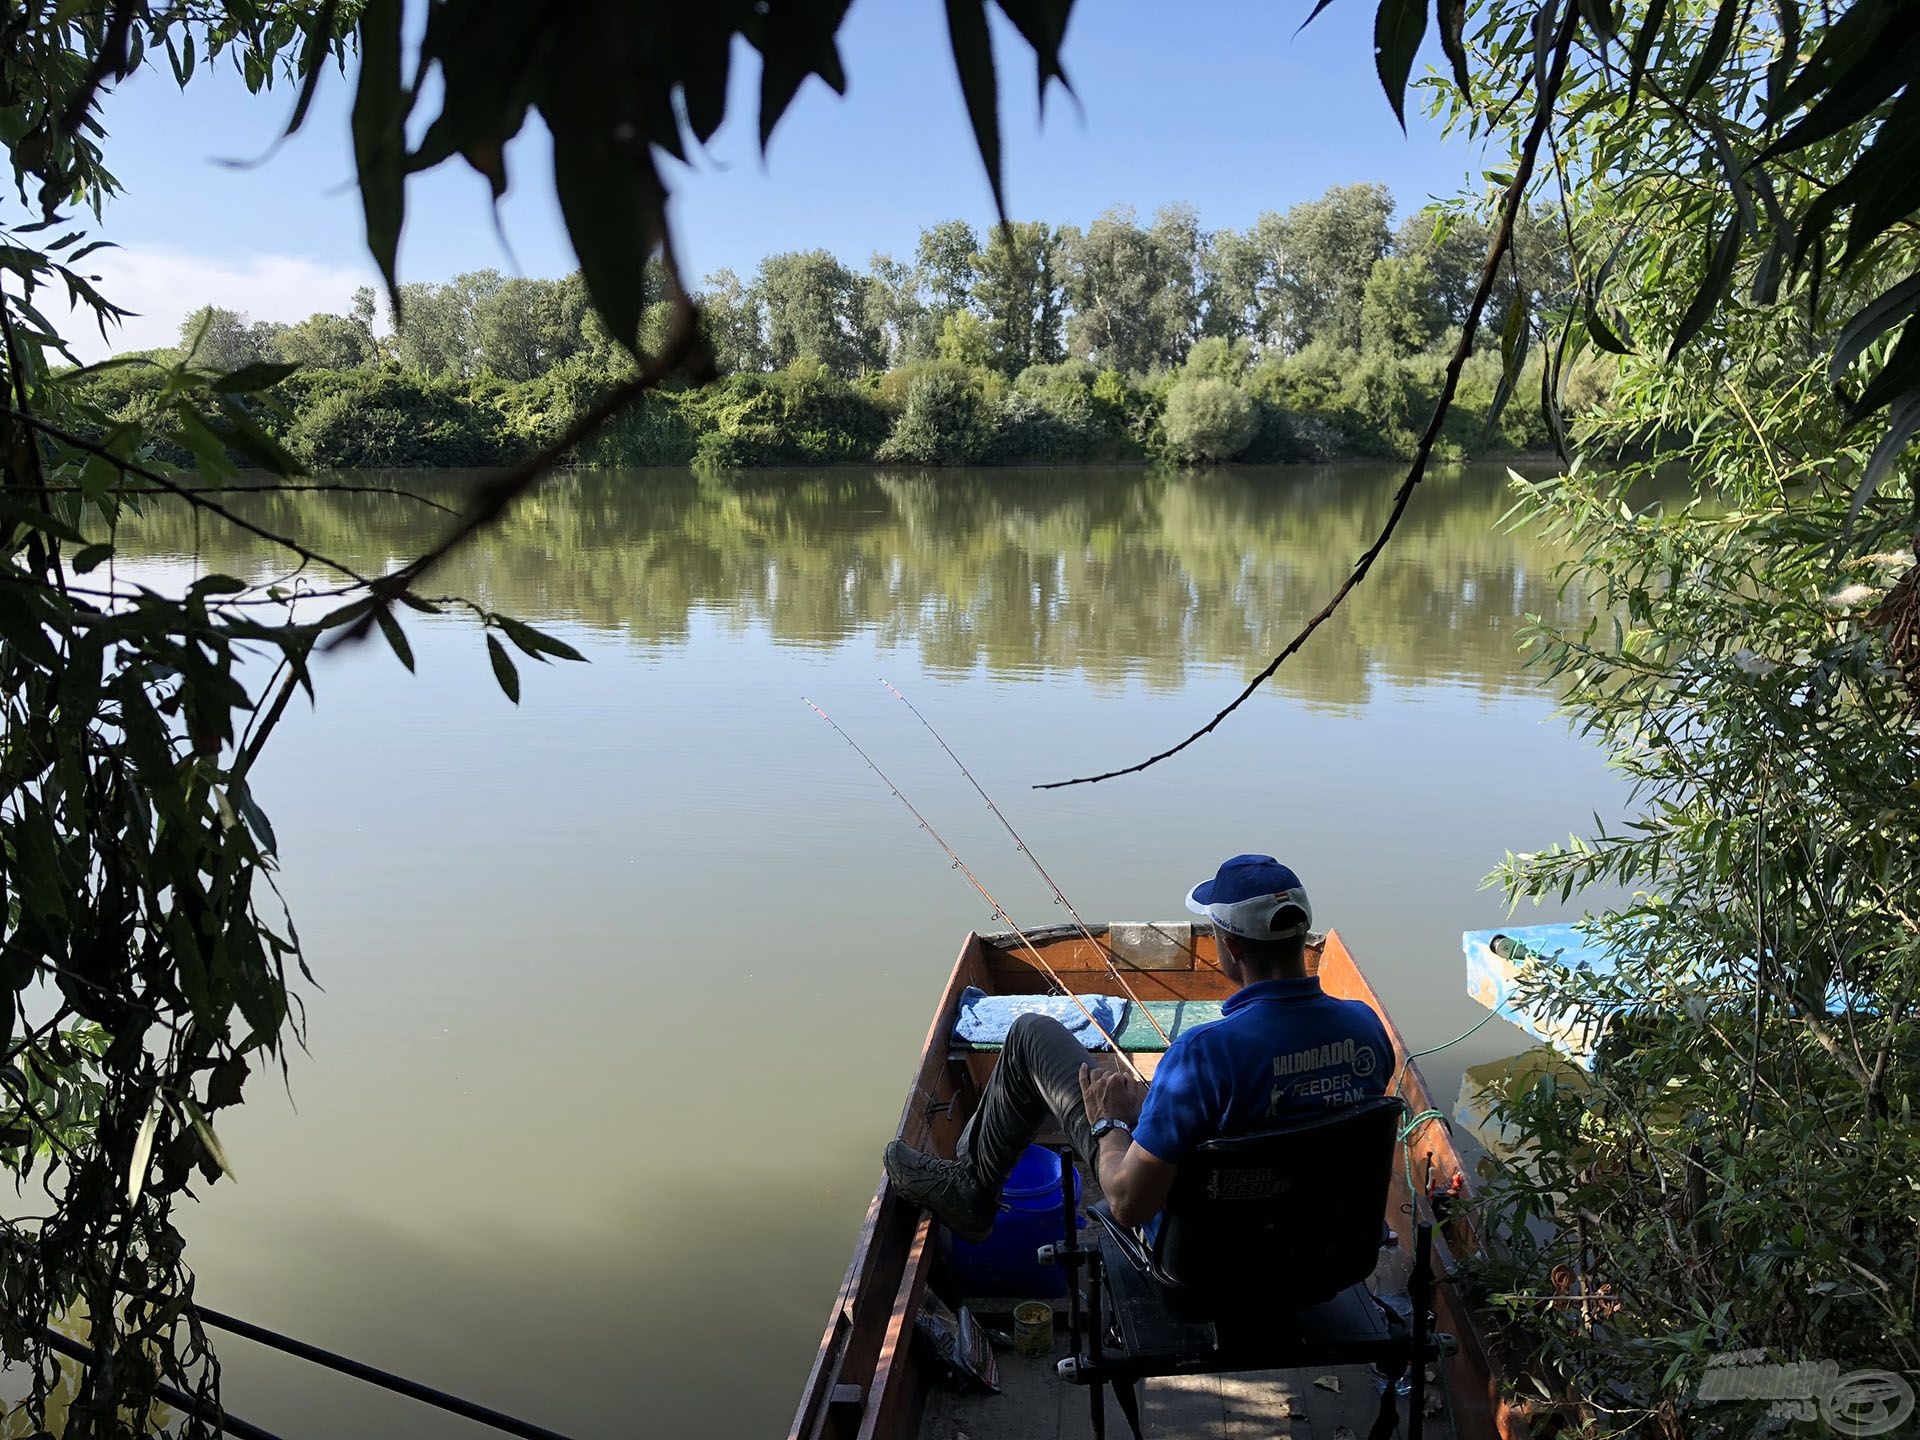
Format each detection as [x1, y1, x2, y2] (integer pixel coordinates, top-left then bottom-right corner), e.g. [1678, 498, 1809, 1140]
[947, 1145, 1082, 1298]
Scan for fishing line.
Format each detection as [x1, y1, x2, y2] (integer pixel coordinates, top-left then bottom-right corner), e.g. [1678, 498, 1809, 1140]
[879, 679, 1174, 1045]
[803, 697, 1146, 1081]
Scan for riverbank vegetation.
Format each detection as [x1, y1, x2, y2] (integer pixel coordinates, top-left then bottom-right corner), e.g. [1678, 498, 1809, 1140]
[65, 191, 1587, 470]
[1444, 3, 1920, 1435]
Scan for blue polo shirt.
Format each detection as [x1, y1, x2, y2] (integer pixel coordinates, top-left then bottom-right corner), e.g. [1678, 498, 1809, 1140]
[1131, 975, 1395, 1166]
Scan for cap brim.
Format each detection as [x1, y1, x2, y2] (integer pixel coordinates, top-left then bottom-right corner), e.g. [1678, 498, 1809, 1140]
[1184, 881, 1214, 917]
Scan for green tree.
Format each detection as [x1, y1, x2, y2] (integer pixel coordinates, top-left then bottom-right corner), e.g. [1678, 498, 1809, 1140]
[1257, 183, 1394, 351]
[970, 220, 1066, 374]
[471, 273, 592, 380]
[1062, 205, 1200, 372]
[1393, 208, 1491, 326]
[393, 272, 491, 376]
[756, 249, 886, 377]
[915, 219, 980, 322]
[1358, 254, 1445, 358]
[699, 268, 769, 374]
[272, 293, 380, 370]
[178, 304, 279, 371]
[1146, 202, 1207, 360]
[1200, 226, 1269, 344]
[935, 308, 995, 369]
[863, 252, 933, 367]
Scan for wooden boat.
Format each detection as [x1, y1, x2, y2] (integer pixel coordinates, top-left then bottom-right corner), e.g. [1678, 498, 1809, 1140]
[789, 923, 1535, 1440]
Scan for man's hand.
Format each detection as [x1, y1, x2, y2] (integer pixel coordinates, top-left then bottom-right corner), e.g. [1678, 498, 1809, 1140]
[1078, 1061, 1174, 1227]
[1079, 1061, 1148, 1128]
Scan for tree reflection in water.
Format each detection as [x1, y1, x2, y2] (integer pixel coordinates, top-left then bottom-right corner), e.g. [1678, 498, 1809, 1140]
[113, 462, 1599, 711]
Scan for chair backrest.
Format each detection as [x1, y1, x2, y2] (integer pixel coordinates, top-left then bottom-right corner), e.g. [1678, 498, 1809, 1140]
[1150, 1095, 1406, 1308]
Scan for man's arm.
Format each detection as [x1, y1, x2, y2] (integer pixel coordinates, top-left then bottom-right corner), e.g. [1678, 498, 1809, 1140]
[1079, 1064, 1178, 1228]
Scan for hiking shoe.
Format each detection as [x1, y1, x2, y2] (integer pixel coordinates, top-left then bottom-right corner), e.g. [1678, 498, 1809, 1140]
[884, 1140, 997, 1244]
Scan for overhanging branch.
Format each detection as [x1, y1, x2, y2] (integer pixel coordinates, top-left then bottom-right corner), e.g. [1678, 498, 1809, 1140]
[1035, 3, 1580, 790]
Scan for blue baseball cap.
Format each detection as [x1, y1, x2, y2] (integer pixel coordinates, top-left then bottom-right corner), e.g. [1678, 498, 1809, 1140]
[1184, 854, 1313, 940]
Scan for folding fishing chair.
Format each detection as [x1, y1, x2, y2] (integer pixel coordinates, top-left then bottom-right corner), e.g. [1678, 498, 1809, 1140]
[1039, 1095, 1452, 1440]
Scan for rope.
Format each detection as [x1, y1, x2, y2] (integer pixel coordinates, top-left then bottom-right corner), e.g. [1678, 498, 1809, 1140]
[1389, 1008, 1500, 1212]
[1399, 1007, 1502, 1075]
[1398, 1107, 1449, 1206]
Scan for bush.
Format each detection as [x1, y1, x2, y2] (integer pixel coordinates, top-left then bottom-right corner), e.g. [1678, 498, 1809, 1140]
[1160, 376, 1256, 463]
[287, 369, 505, 468]
[688, 361, 890, 467]
[1181, 336, 1252, 382]
[58, 356, 170, 423]
[1246, 343, 1349, 419]
[1091, 366, 1154, 449]
[770, 358, 891, 457]
[63, 339, 1554, 474]
[877, 369, 996, 464]
[584, 390, 698, 466]
[1336, 352, 1440, 457]
[987, 363, 1112, 461]
[1445, 350, 1554, 455]
[1238, 401, 1333, 463]
[1241, 360, 1341, 462]
[471, 357, 701, 465]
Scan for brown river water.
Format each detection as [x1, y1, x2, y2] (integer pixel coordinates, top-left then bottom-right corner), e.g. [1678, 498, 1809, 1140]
[96, 462, 1622, 1437]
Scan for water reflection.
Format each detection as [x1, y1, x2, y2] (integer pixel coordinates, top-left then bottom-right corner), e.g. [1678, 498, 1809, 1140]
[116, 464, 1573, 706]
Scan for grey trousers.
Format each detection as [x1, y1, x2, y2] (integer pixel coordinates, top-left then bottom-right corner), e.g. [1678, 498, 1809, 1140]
[959, 1012, 1103, 1197]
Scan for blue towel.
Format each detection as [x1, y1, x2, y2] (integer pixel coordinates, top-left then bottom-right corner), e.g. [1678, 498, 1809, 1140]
[952, 987, 1128, 1050]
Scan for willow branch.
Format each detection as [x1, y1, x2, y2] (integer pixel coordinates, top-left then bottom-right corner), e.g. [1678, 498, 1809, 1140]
[234, 664, 302, 781]
[57, 0, 138, 138]
[329, 298, 713, 645]
[18, 479, 460, 515]
[1036, 6, 1580, 790]
[6, 409, 373, 586]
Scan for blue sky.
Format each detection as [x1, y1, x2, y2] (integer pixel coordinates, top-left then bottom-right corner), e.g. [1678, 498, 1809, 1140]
[70, 0, 1483, 360]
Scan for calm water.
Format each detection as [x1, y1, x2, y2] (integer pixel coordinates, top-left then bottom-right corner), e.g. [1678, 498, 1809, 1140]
[105, 463, 1617, 1437]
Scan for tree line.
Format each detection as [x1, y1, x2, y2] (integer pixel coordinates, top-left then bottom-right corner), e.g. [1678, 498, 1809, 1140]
[83, 186, 1587, 471]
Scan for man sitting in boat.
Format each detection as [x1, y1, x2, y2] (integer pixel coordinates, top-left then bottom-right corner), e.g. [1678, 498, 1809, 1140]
[884, 854, 1395, 1239]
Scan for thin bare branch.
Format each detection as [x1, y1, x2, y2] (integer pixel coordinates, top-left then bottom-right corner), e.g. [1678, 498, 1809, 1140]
[1036, 1, 1581, 790]
[6, 409, 373, 586]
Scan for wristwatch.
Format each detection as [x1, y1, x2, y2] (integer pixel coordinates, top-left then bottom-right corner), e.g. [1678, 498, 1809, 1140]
[1090, 1117, 1133, 1142]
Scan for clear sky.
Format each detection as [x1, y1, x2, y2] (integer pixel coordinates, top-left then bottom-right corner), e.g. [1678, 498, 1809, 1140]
[67, 0, 1484, 361]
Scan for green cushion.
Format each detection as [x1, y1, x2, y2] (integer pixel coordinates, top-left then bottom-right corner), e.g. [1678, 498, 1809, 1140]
[953, 999, 1225, 1054]
[1113, 1000, 1225, 1051]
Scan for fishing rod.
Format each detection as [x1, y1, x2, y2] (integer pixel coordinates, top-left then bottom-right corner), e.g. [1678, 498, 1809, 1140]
[879, 679, 1173, 1046]
[803, 697, 1146, 1082]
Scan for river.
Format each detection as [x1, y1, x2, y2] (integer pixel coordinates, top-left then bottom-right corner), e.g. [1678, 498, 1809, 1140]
[108, 462, 1619, 1437]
